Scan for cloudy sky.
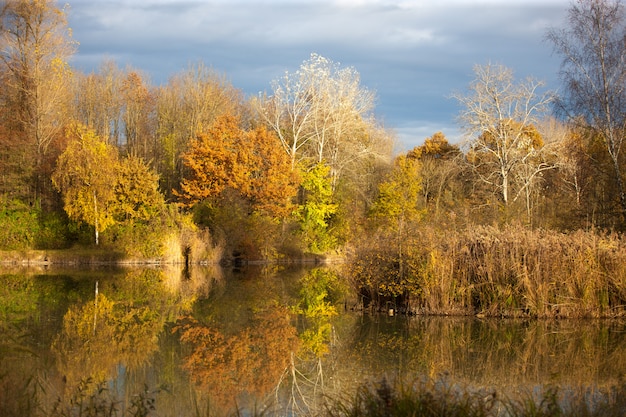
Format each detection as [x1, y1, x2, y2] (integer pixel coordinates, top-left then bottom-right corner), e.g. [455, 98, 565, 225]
[66, 0, 571, 150]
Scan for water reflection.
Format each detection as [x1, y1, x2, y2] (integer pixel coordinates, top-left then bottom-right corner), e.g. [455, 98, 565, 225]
[1, 265, 626, 416]
[333, 315, 626, 393]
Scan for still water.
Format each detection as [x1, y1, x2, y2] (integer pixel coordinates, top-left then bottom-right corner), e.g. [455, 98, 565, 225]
[1, 264, 626, 416]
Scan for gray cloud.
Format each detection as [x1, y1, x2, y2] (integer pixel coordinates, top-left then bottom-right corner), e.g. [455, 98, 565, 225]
[66, 0, 570, 149]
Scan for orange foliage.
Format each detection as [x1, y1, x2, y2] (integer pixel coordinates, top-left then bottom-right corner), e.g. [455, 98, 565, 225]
[178, 114, 299, 218]
[175, 305, 300, 408]
[408, 131, 460, 161]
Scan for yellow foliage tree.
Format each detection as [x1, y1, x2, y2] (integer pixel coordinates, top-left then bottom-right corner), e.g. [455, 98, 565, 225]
[114, 154, 165, 222]
[369, 155, 426, 287]
[52, 123, 119, 245]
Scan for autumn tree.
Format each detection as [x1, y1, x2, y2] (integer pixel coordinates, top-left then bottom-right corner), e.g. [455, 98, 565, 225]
[155, 64, 243, 197]
[407, 132, 462, 221]
[52, 123, 118, 245]
[455, 64, 555, 219]
[114, 154, 165, 223]
[547, 0, 626, 223]
[0, 0, 76, 201]
[537, 119, 597, 227]
[121, 70, 154, 159]
[369, 154, 425, 281]
[72, 60, 124, 146]
[179, 114, 298, 219]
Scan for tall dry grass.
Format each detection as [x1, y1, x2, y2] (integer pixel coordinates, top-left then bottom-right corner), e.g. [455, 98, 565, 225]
[349, 225, 626, 318]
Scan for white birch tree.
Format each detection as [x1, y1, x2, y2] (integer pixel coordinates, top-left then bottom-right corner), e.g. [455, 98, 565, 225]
[454, 63, 555, 211]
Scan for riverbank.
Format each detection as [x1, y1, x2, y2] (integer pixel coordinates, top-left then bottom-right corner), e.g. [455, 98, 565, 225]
[0, 248, 345, 267]
[0, 248, 156, 266]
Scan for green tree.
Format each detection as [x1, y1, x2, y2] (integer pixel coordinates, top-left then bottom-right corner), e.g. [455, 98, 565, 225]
[295, 163, 338, 252]
[370, 155, 425, 280]
[52, 123, 118, 245]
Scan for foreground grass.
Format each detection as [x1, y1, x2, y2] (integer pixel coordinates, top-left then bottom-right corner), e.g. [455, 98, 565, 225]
[324, 376, 626, 417]
[8, 375, 625, 417]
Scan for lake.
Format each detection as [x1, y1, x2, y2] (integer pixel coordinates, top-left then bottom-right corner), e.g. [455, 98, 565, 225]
[1, 264, 626, 416]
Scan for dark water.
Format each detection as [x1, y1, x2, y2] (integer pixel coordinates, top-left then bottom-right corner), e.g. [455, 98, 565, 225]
[1, 264, 626, 416]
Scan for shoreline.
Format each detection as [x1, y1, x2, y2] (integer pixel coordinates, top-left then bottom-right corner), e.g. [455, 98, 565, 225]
[0, 249, 344, 267]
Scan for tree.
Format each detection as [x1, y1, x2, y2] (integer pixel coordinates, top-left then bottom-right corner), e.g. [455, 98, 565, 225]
[370, 155, 425, 279]
[255, 53, 388, 185]
[295, 163, 339, 252]
[454, 64, 555, 212]
[243, 123, 299, 218]
[72, 60, 124, 146]
[407, 132, 462, 220]
[121, 70, 154, 159]
[0, 0, 76, 201]
[52, 123, 119, 245]
[254, 57, 318, 170]
[114, 154, 165, 222]
[178, 114, 298, 219]
[178, 115, 248, 205]
[547, 0, 626, 222]
[155, 63, 243, 197]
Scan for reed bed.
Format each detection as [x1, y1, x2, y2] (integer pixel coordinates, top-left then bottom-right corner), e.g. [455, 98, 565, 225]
[349, 225, 626, 317]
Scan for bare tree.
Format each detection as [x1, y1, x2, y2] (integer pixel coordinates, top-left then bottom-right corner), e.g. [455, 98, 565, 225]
[546, 0, 626, 221]
[73, 60, 124, 147]
[255, 53, 390, 189]
[454, 63, 555, 213]
[253, 56, 320, 170]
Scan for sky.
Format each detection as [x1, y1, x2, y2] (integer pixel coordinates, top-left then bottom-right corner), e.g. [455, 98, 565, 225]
[65, 0, 572, 150]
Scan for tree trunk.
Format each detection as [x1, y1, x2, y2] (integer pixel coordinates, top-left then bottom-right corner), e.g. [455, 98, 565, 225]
[93, 190, 99, 245]
[611, 157, 626, 222]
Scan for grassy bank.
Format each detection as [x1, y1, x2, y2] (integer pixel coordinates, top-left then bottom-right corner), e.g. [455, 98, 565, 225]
[0, 248, 128, 265]
[349, 225, 626, 318]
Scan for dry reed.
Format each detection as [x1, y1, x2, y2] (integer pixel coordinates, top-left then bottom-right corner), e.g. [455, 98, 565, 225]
[349, 225, 626, 318]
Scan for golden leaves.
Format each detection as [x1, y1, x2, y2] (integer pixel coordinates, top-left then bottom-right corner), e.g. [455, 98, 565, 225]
[178, 114, 298, 218]
[175, 305, 300, 408]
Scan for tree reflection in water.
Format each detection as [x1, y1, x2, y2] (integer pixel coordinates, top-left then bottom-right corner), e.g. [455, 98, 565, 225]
[2, 266, 626, 416]
[175, 305, 300, 411]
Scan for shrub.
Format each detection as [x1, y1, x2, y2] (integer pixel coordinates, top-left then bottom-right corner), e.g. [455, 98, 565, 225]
[0, 198, 39, 250]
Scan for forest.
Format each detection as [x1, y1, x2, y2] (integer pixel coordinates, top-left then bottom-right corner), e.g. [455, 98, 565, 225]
[3, 0, 626, 317]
